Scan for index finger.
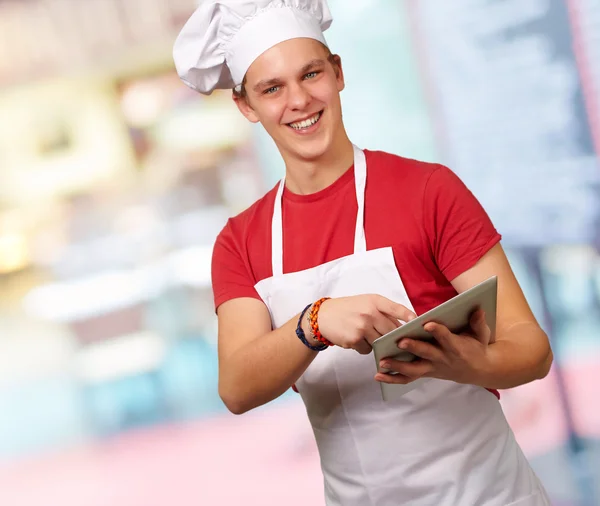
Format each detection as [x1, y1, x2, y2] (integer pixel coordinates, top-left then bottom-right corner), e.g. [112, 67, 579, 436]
[376, 296, 417, 323]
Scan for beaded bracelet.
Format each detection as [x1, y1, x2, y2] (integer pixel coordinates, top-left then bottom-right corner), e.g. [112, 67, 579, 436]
[296, 304, 328, 351]
[308, 297, 333, 347]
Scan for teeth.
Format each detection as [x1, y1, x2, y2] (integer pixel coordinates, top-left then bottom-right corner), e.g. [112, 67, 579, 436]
[290, 112, 321, 130]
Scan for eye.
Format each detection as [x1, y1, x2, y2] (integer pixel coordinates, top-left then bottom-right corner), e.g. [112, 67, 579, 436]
[304, 71, 319, 79]
[263, 86, 280, 95]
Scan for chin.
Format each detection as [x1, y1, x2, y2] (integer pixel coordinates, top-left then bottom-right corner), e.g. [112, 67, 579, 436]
[284, 135, 332, 162]
[293, 144, 328, 161]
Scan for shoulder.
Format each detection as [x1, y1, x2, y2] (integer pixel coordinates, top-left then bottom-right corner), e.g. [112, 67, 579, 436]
[211, 184, 279, 308]
[364, 149, 443, 186]
[364, 150, 456, 206]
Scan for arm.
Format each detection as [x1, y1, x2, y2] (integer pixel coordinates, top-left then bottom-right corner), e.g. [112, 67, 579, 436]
[218, 295, 416, 415]
[213, 224, 321, 415]
[376, 166, 552, 389]
[450, 243, 553, 388]
[377, 244, 553, 390]
[217, 297, 318, 415]
[214, 217, 416, 414]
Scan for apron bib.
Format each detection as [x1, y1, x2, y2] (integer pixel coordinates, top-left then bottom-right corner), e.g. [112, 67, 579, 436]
[255, 146, 550, 506]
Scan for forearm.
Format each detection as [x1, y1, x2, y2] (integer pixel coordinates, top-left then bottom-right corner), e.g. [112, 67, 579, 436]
[219, 312, 318, 414]
[476, 322, 553, 390]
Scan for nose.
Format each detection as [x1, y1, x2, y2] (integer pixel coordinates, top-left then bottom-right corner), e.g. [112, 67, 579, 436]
[287, 81, 311, 110]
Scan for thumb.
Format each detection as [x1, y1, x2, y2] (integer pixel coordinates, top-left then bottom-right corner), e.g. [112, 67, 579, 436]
[376, 296, 417, 323]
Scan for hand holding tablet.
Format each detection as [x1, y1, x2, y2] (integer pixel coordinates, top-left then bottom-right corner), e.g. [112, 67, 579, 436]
[372, 276, 497, 390]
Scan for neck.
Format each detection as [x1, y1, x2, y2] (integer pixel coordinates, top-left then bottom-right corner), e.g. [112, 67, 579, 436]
[280, 133, 355, 195]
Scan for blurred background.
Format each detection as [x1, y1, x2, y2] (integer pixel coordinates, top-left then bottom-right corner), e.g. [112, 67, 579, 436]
[0, 0, 599, 505]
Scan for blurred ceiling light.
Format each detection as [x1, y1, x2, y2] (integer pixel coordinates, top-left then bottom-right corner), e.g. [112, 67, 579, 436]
[0, 81, 137, 203]
[22, 270, 151, 322]
[154, 105, 250, 151]
[0, 319, 74, 386]
[0, 234, 30, 273]
[22, 244, 215, 321]
[167, 245, 212, 288]
[113, 204, 161, 238]
[120, 81, 166, 128]
[74, 330, 167, 384]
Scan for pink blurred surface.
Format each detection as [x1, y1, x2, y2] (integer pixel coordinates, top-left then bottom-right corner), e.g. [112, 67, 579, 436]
[0, 355, 598, 506]
[0, 402, 323, 506]
[501, 355, 600, 456]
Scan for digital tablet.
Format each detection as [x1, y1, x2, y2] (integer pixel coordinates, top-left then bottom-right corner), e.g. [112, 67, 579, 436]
[372, 276, 498, 373]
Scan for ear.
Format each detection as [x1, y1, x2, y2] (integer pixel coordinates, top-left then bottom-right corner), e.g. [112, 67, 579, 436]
[232, 93, 260, 123]
[331, 54, 345, 92]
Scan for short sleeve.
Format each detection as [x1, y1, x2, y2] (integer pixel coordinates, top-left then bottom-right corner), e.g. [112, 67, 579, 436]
[211, 220, 261, 311]
[423, 165, 502, 281]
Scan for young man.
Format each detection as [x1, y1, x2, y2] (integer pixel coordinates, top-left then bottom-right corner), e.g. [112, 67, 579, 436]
[174, 1, 553, 504]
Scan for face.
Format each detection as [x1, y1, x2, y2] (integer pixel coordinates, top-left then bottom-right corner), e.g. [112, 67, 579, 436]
[233, 38, 346, 163]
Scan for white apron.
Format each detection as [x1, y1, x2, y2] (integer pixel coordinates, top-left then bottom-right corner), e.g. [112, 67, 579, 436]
[255, 146, 550, 506]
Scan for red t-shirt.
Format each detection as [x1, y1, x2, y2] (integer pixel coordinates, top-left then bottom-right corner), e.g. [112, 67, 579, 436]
[212, 150, 502, 397]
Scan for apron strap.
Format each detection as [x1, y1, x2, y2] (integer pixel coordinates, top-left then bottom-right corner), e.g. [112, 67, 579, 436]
[271, 178, 286, 277]
[352, 145, 367, 254]
[271, 144, 368, 276]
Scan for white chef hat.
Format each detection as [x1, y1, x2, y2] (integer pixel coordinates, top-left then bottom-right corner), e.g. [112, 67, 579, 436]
[173, 0, 333, 95]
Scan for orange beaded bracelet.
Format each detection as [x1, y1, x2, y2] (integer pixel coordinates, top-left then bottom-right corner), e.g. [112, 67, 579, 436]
[308, 297, 333, 347]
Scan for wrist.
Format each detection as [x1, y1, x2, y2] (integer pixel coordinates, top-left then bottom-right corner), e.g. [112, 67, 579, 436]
[302, 311, 320, 346]
[465, 345, 495, 388]
[296, 303, 328, 352]
[308, 297, 333, 347]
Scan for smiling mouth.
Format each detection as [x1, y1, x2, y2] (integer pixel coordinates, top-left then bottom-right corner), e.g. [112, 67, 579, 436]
[287, 111, 323, 131]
